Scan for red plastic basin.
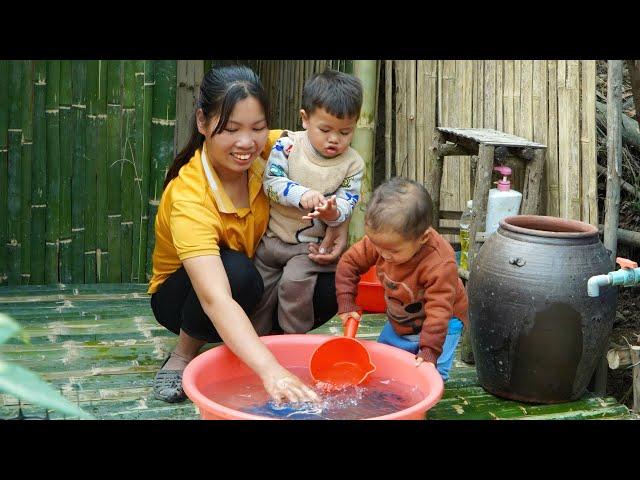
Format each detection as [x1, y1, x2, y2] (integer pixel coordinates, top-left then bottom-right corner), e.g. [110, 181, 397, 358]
[182, 334, 444, 420]
[355, 266, 386, 313]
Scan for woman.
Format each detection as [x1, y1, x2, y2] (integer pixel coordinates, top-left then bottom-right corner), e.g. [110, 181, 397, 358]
[148, 65, 348, 404]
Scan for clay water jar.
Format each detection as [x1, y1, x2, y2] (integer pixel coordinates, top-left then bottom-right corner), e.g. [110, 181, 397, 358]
[467, 215, 617, 403]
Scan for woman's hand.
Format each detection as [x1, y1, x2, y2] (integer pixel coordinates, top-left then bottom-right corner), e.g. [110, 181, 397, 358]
[308, 218, 350, 265]
[261, 365, 320, 404]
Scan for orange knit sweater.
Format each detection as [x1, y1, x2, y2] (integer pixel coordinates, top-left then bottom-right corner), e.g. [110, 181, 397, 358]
[336, 229, 469, 364]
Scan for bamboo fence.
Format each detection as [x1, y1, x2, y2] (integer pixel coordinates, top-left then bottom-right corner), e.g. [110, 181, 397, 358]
[175, 60, 352, 142]
[1, 59, 598, 285]
[386, 60, 598, 243]
[0, 60, 175, 286]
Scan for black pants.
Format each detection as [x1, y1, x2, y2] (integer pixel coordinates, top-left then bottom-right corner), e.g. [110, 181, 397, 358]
[150, 249, 338, 343]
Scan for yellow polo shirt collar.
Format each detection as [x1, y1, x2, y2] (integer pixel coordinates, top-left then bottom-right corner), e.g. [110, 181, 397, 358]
[201, 143, 265, 218]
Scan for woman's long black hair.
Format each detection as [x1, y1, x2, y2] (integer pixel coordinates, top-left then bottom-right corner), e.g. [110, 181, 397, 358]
[163, 65, 270, 190]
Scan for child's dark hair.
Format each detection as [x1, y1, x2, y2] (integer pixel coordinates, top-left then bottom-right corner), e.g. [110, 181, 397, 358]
[301, 69, 363, 119]
[163, 65, 270, 190]
[365, 177, 433, 239]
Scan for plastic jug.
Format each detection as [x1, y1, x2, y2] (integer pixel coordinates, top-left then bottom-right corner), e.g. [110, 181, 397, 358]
[485, 166, 522, 235]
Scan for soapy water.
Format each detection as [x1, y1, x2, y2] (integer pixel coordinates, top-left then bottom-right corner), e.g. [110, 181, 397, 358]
[201, 367, 424, 420]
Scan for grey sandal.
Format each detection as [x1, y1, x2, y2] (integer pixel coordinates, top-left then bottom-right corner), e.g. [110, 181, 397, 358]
[153, 355, 187, 403]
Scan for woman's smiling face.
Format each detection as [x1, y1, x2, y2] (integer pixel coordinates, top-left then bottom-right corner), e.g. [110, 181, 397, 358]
[198, 95, 269, 176]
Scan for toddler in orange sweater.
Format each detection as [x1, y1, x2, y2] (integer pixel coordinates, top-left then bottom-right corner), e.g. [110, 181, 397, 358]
[335, 177, 469, 380]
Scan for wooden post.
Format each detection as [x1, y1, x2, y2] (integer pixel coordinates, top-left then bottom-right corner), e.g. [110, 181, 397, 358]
[468, 144, 494, 266]
[632, 346, 640, 414]
[426, 130, 445, 227]
[520, 148, 545, 215]
[603, 60, 622, 265]
[595, 60, 623, 396]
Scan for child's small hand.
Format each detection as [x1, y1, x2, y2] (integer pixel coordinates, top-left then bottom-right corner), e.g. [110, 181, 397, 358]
[415, 356, 435, 368]
[302, 195, 339, 222]
[338, 311, 361, 327]
[300, 190, 326, 210]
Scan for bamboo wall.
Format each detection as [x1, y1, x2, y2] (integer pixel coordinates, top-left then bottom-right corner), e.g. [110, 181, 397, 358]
[248, 61, 353, 131]
[0, 60, 177, 286]
[387, 60, 598, 236]
[176, 60, 352, 141]
[1, 59, 598, 286]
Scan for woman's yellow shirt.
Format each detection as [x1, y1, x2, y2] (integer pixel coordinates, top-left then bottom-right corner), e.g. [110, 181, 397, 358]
[148, 130, 282, 294]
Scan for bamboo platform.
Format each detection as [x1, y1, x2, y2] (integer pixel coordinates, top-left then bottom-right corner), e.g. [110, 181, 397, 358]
[0, 284, 636, 420]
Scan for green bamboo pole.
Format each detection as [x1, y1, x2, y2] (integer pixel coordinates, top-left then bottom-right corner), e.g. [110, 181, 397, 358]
[6, 61, 22, 285]
[95, 60, 108, 282]
[139, 61, 153, 282]
[345, 60, 354, 75]
[107, 60, 123, 283]
[349, 61, 378, 246]
[146, 60, 176, 281]
[30, 61, 47, 284]
[131, 61, 145, 283]
[21, 60, 34, 285]
[120, 60, 136, 283]
[0, 60, 8, 286]
[71, 60, 87, 283]
[45, 61, 60, 284]
[58, 61, 73, 284]
[84, 60, 99, 283]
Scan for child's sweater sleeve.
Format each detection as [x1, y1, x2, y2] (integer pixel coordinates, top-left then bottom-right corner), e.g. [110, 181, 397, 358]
[335, 236, 380, 314]
[263, 135, 309, 209]
[417, 260, 459, 364]
[325, 168, 363, 227]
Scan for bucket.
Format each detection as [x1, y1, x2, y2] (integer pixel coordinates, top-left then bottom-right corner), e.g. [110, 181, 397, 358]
[355, 266, 386, 313]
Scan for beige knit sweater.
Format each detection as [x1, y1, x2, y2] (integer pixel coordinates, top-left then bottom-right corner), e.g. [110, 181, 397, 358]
[264, 130, 364, 244]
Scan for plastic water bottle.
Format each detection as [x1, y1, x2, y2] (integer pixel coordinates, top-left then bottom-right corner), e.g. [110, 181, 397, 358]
[459, 200, 473, 270]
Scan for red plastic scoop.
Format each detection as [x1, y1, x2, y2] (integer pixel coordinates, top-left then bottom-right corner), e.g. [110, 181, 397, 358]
[309, 316, 376, 388]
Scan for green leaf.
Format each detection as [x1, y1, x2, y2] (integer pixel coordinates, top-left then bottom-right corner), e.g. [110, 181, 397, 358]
[0, 313, 21, 345]
[0, 360, 94, 419]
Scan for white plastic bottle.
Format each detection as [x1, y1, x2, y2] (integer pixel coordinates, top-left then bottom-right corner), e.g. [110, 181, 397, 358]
[485, 165, 522, 235]
[459, 200, 473, 270]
